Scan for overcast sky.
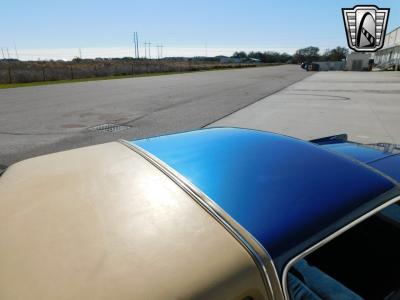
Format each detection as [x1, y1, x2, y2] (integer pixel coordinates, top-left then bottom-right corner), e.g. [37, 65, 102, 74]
[1, 0, 400, 60]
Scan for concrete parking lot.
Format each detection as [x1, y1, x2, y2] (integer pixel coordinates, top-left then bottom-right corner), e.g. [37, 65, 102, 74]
[212, 71, 400, 144]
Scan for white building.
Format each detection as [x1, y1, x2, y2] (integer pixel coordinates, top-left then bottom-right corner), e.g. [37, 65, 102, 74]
[345, 53, 372, 71]
[313, 61, 345, 71]
[374, 26, 400, 70]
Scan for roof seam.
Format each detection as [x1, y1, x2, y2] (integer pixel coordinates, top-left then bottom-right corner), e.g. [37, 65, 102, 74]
[118, 138, 284, 300]
[366, 152, 400, 165]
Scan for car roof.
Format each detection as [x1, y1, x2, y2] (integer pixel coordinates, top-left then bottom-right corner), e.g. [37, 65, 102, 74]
[320, 142, 390, 163]
[132, 127, 399, 274]
[318, 141, 400, 182]
[0, 142, 267, 299]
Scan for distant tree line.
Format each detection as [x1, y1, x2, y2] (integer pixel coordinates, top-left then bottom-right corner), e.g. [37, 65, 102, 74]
[232, 46, 349, 64]
[232, 51, 292, 63]
[1, 46, 349, 65]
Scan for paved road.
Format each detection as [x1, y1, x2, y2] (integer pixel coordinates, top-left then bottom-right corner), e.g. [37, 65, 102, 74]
[0, 65, 310, 165]
[212, 71, 400, 144]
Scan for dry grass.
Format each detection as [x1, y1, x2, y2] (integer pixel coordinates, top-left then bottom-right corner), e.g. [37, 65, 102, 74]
[0, 59, 261, 85]
[0, 64, 275, 89]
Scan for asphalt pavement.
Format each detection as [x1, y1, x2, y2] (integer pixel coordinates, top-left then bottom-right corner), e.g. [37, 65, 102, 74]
[0, 65, 310, 165]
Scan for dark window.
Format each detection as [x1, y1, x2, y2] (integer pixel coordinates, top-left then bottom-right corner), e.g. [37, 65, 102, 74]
[288, 202, 400, 300]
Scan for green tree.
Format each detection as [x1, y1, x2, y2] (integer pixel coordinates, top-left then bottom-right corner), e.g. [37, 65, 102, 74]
[293, 46, 320, 63]
[247, 51, 264, 61]
[322, 47, 349, 61]
[232, 51, 247, 58]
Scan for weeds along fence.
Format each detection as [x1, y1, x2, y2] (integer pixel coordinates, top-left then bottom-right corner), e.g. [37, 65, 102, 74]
[0, 60, 258, 84]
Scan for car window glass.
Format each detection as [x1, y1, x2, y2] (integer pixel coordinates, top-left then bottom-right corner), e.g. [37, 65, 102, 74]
[287, 201, 400, 300]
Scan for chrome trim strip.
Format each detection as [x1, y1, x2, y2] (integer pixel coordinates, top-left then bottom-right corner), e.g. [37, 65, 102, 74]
[367, 152, 400, 164]
[281, 194, 400, 300]
[119, 139, 284, 300]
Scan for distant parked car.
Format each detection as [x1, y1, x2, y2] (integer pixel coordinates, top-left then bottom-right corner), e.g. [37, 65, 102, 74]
[310, 63, 320, 71]
[300, 62, 320, 71]
[300, 62, 309, 70]
[0, 128, 399, 300]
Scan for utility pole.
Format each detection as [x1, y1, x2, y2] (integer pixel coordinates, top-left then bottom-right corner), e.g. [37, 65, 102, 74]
[157, 45, 164, 59]
[78, 48, 82, 58]
[156, 45, 164, 59]
[148, 42, 152, 59]
[144, 42, 151, 59]
[133, 33, 137, 58]
[136, 32, 140, 58]
[1, 48, 5, 59]
[13, 42, 19, 60]
[6, 47, 10, 59]
[133, 32, 140, 59]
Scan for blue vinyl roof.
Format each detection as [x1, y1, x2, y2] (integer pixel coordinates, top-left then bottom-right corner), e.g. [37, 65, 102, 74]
[321, 142, 389, 163]
[132, 128, 398, 274]
[319, 142, 400, 182]
[369, 155, 400, 182]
